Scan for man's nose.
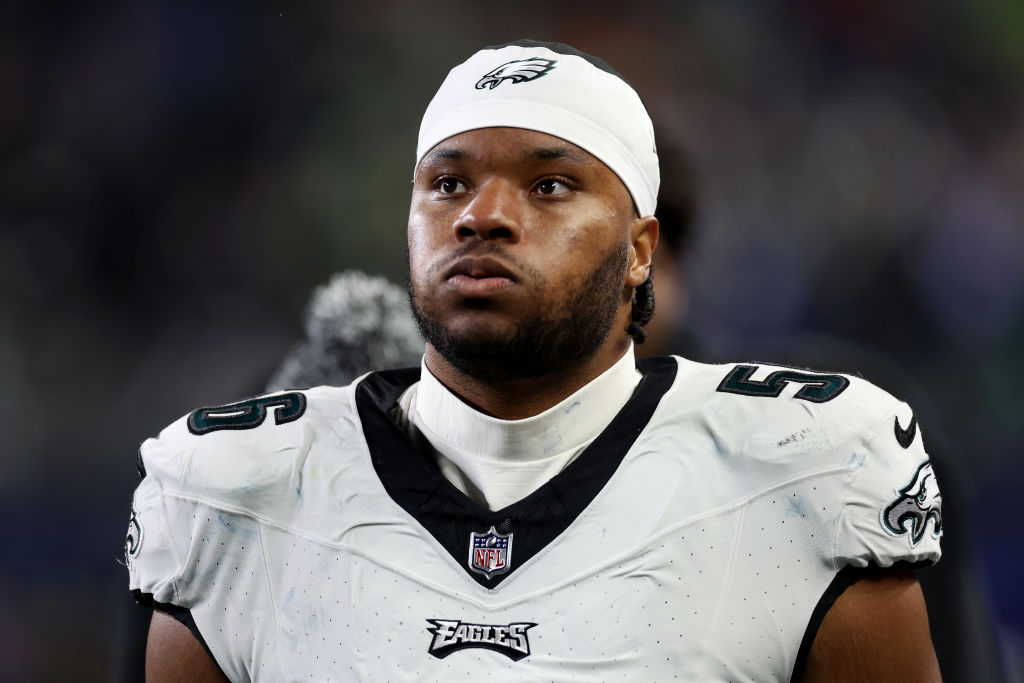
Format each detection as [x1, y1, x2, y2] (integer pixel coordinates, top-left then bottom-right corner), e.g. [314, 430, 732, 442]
[453, 179, 522, 243]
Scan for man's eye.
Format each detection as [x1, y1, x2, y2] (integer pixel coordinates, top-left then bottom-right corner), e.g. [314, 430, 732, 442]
[535, 179, 570, 196]
[437, 178, 466, 194]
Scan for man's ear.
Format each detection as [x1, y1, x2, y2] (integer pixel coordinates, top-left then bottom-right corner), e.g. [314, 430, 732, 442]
[626, 216, 659, 289]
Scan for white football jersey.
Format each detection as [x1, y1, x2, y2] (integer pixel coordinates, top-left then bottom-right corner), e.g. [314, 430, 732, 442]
[127, 356, 942, 682]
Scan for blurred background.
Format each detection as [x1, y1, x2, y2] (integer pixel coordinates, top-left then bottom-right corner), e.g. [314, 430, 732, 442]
[1, 0, 1022, 680]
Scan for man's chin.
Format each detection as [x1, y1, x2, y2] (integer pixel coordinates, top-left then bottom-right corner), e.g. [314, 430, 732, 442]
[434, 342, 555, 383]
[431, 326, 523, 366]
[421, 315, 612, 384]
[419, 304, 524, 345]
[417, 316, 545, 381]
[437, 316, 518, 345]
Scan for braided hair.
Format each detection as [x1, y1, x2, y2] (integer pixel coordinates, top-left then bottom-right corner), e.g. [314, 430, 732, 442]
[626, 267, 655, 344]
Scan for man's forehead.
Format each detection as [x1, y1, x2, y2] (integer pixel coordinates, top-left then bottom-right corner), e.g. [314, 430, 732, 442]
[417, 128, 597, 169]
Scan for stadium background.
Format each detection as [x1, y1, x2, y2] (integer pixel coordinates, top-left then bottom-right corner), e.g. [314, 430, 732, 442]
[1, 1, 1022, 680]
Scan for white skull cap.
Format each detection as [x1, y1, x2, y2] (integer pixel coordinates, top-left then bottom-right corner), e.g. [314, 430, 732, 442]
[417, 40, 659, 217]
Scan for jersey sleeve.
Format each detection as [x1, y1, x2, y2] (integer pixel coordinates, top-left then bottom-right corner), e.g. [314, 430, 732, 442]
[126, 388, 324, 603]
[833, 400, 943, 569]
[126, 425, 192, 608]
[126, 414, 268, 683]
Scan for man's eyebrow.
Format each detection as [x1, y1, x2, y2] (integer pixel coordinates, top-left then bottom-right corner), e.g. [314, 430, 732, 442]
[531, 146, 591, 164]
[417, 144, 593, 168]
[419, 147, 464, 166]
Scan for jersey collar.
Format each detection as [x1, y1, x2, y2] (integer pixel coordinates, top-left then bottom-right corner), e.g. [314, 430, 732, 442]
[355, 356, 678, 588]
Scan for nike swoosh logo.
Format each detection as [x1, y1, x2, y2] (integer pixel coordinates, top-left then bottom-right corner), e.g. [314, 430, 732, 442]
[894, 414, 918, 449]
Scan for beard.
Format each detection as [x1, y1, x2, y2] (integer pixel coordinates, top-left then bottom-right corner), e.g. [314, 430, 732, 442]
[409, 241, 630, 384]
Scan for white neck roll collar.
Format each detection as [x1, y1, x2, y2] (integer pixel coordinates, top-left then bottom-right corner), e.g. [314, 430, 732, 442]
[413, 346, 641, 464]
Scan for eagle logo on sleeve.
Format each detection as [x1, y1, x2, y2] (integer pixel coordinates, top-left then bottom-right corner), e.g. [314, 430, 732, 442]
[125, 506, 143, 565]
[475, 58, 557, 90]
[882, 461, 943, 545]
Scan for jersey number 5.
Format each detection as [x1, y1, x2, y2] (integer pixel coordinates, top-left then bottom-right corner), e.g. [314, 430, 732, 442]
[187, 393, 307, 435]
[716, 365, 848, 403]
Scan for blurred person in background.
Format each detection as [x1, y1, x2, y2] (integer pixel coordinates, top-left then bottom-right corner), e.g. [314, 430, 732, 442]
[125, 40, 945, 681]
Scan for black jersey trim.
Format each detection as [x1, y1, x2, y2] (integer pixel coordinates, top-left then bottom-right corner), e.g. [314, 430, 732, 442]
[790, 560, 932, 682]
[131, 591, 223, 675]
[356, 356, 678, 588]
[791, 566, 862, 682]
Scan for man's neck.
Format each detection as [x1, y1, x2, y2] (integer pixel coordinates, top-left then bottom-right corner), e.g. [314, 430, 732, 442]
[423, 337, 634, 420]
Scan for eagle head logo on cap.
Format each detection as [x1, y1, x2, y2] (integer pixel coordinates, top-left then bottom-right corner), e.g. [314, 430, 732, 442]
[475, 58, 557, 90]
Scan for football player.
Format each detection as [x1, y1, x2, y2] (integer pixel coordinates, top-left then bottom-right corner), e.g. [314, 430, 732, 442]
[130, 40, 943, 681]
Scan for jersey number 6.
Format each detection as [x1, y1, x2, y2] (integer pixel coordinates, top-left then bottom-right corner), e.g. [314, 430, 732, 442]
[187, 393, 307, 435]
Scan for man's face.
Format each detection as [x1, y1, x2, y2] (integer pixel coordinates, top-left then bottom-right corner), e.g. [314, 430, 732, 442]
[407, 127, 641, 382]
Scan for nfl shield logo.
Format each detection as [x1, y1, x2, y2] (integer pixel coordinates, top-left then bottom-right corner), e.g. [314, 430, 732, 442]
[468, 526, 513, 579]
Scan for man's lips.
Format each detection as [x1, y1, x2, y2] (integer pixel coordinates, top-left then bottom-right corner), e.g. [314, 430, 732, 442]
[442, 257, 518, 296]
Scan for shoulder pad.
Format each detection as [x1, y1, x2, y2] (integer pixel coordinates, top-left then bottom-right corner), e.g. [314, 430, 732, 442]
[671, 358, 942, 565]
[138, 385, 357, 513]
[674, 359, 904, 465]
[127, 384, 363, 610]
